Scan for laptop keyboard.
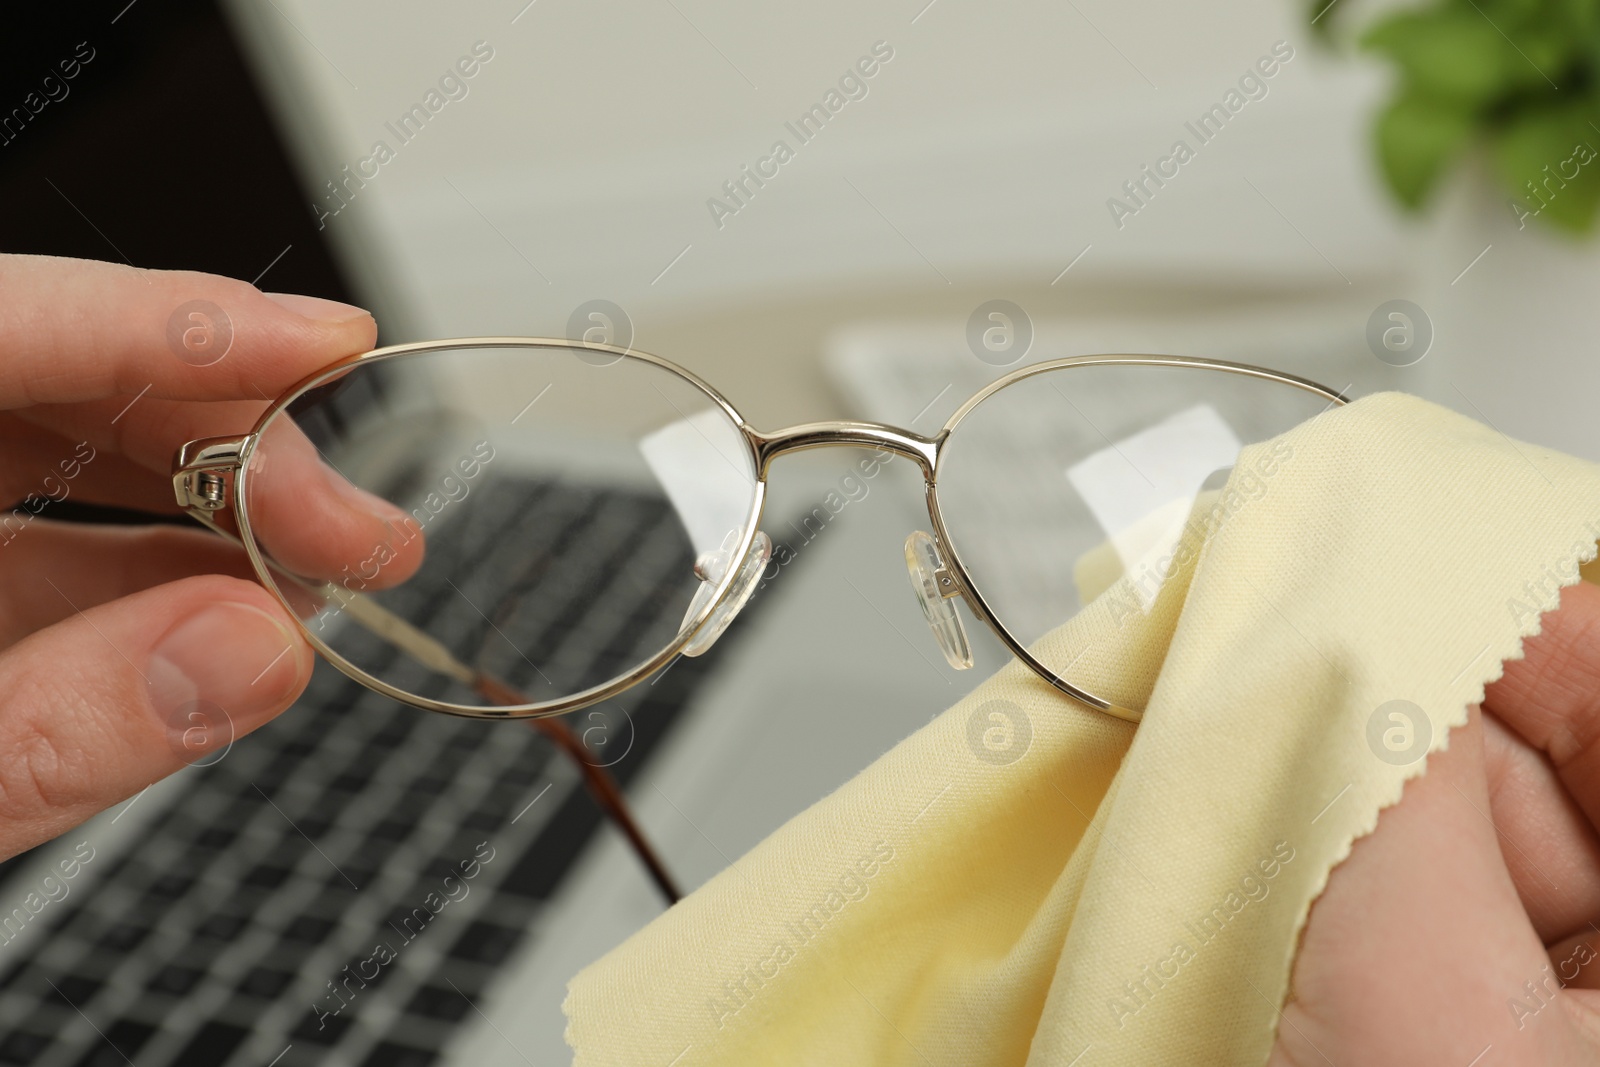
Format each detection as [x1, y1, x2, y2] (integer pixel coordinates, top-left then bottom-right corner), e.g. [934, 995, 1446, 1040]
[0, 475, 717, 1066]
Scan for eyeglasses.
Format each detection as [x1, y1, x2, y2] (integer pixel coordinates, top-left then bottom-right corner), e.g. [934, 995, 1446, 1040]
[171, 338, 1347, 900]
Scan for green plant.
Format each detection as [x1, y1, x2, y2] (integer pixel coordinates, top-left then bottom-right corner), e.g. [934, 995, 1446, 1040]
[1317, 0, 1600, 233]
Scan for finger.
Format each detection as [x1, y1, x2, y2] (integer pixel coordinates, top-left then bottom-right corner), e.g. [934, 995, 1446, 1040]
[0, 520, 256, 645]
[16, 395, 427, 586]
[1481, 710, 1600, 943]
[0, 254, 374, 406]
[0, 417, 179, 516]
[242, 414, 427, 586]
[1272, 707, 1596, 1064]
[1484, 578, 1600, 831]
[0, 574, 313, 859]
[12, 393, 269, 477]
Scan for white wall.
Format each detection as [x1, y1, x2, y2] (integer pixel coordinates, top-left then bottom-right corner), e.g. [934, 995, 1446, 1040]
[224, 0, 1402, 332]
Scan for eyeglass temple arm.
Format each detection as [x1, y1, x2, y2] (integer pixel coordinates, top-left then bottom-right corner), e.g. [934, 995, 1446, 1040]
[180, 510, 683, 906]
[474, 674, 682, 905]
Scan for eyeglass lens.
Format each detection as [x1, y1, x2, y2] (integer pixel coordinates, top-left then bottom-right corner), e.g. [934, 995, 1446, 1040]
[935, 363, 1337, 679]
[240, 343, 761, 712]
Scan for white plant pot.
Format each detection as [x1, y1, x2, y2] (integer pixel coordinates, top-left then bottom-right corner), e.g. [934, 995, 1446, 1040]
[1413, 159, 1600, 461]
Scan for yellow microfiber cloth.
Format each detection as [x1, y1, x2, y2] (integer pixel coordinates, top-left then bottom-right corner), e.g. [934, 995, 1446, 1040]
[564, 392, 1600, 1065]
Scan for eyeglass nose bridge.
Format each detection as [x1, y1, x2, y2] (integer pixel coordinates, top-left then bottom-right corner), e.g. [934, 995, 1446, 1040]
[746, 421, 939, 480]
[746, 420, 977, 669]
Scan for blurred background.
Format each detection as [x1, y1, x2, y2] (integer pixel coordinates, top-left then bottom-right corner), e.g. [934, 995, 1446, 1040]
[2, 0, 1597, 1063]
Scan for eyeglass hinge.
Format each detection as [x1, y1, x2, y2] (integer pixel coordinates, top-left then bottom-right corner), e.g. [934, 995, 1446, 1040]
[172, 435, 250, 512]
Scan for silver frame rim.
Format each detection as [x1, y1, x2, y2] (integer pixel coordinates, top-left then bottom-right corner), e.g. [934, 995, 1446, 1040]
[232, 336, 768, 720]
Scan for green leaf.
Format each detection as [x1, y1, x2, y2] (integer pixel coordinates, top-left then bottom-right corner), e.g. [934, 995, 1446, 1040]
[1570, 0, 1600, 35]
[1499, 25, 1576, 93]
[1480, 0, 1548, 25]
[1373, 91, 1477, 208]
[1501, 0, 1597, 37]
[1490, 102, 1600, 232]
[1363, 10, 1517, 105]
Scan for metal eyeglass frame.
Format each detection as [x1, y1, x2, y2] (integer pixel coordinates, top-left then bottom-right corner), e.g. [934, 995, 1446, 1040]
[172, 337, 1349, 728]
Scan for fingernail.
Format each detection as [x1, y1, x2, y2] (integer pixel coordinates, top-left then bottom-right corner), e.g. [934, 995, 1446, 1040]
[147, 602, 309, 734]
[264, 292, 371, 324]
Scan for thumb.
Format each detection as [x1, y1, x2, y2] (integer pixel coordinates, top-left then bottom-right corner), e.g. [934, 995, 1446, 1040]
[0, 574, 313, 859]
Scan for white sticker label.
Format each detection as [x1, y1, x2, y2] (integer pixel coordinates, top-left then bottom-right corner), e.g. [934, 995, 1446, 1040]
[639, 407, 754, 558]
[1066, 403, 1241, 608]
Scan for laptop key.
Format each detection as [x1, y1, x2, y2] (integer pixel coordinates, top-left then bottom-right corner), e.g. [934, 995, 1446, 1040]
[291, 1009, 353, 1046]
[169, 1021, 249, 1067]
[149, 964, 206, 996]
[282, 915, 336, 944]
[71, 1019, 154, 1067]
[237, 965, 295, 999]
[96, 922, 151, 953]
[48, 973, 102, 1008]
[0, 1029, 50, 1064]
[447, 921, 521, 967]
[404, 984, 471, 1023]
[361, 1040, 437, 1067]
[196, 911, 249, 940]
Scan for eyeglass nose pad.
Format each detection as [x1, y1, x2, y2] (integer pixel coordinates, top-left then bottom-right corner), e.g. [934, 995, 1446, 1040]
[680, 529, 772, 657]
[904, 530, 974, 670]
